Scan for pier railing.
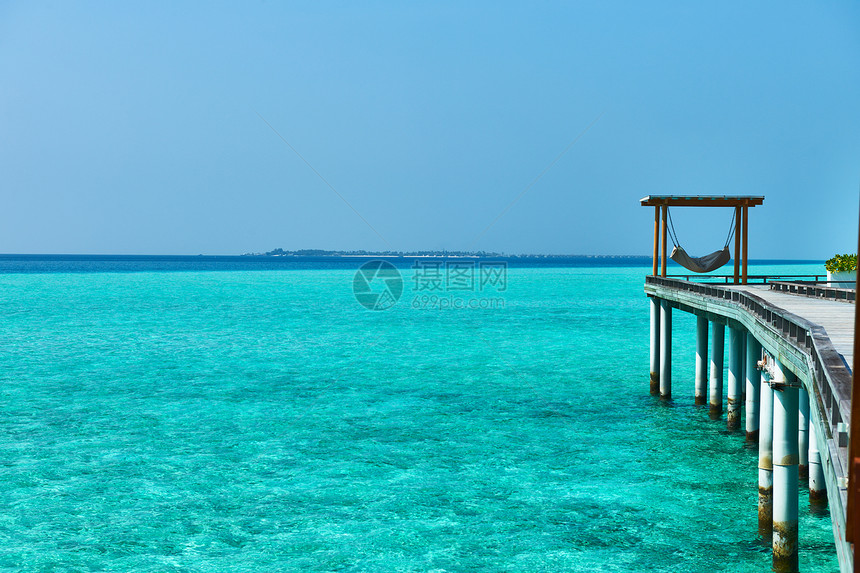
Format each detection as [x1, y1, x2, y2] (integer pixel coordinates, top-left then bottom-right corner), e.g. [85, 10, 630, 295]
[646, 275, 852, 445]
[768, 281, 856, 303]
[665, 274, 855, 303]
[665, 274, 827, 284]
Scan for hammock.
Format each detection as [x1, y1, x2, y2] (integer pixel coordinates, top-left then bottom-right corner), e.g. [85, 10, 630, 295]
[667, 208, 734, 274]
[670, 245, 731, 273]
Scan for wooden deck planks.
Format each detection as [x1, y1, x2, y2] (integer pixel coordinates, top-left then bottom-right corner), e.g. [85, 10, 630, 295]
[740, 286, 855, 370]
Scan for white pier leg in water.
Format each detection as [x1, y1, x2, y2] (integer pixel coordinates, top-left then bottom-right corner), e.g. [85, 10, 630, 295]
[745, 335, 762, 443]
[758, 372, 774, 536]
[798, 388, 809, 479]
[709, 322, 725, 418]
[659, 299, 672, 400]
[727, 326, 744, 430]
[650, 297, 660, 395]
[741, 331, 747, 400]
[772, 360, 799, 573]
[695, 315, 708, 405]
[808, 421, 827, 505]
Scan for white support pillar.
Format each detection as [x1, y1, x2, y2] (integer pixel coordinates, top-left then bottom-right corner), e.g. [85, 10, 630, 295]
[695, 315, 708, 405]
[741, 332, 747, 402]
[650, 297, 660, 395]
[772, 360, 799, 573]
[798, 388, 809, 479]
[808, 421, 826, 505]
[727, 326, 744, 430]
[759, 370, 774, 536]
[745, 334, 762, 442]
[709, 322, 725, 419]
[659, 299, 672, 400]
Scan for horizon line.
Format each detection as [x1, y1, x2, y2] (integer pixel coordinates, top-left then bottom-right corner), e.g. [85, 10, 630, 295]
[0, 252, 827, 262]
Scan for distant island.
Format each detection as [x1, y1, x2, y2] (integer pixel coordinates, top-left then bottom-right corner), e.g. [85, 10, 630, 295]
[244, 248, 502, 257]
[242, 248, 649, 259]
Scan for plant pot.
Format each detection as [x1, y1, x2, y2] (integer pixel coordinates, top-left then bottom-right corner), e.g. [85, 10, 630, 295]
[827, 270, 856, 289]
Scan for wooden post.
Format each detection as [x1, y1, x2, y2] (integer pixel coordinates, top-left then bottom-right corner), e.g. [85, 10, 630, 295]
[661, 204, 668, 277]
[742, 204, 749, 284]
[653, 206, 659, 276]
[846, 200, 860, 544]
[733, 205, 741, 284]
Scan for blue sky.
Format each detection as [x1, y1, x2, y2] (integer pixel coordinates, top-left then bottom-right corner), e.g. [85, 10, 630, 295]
[1, 1, 858, 257]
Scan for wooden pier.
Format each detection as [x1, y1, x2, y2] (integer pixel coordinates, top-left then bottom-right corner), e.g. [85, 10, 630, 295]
[646, 275, 854, 572]
[642, 194, 859, 572]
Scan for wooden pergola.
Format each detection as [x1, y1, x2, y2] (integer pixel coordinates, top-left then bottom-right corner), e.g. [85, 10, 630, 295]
[641, 195, 765, 284]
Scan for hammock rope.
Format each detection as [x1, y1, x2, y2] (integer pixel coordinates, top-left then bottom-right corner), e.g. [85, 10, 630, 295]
[666, 207, 736, 274]
[667, 209, 680, 248]
[667, 208, 735, 249]
[723, 209, 736, 249]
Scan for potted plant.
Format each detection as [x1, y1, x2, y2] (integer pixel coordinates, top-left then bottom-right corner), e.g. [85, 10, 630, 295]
[825, 253, 857, 288]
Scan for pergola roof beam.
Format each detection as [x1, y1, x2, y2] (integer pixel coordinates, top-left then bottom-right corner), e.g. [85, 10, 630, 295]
[640, 195, 765, 207]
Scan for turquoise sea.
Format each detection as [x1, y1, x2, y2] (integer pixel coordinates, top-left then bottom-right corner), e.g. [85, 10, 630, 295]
[0, 259, 839, 572]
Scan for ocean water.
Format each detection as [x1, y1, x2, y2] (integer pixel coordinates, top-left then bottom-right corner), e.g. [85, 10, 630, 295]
[0, 260, 839, 572]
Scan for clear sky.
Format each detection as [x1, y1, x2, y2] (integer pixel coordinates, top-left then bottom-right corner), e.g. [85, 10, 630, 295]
[1, 1, 858, 257]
